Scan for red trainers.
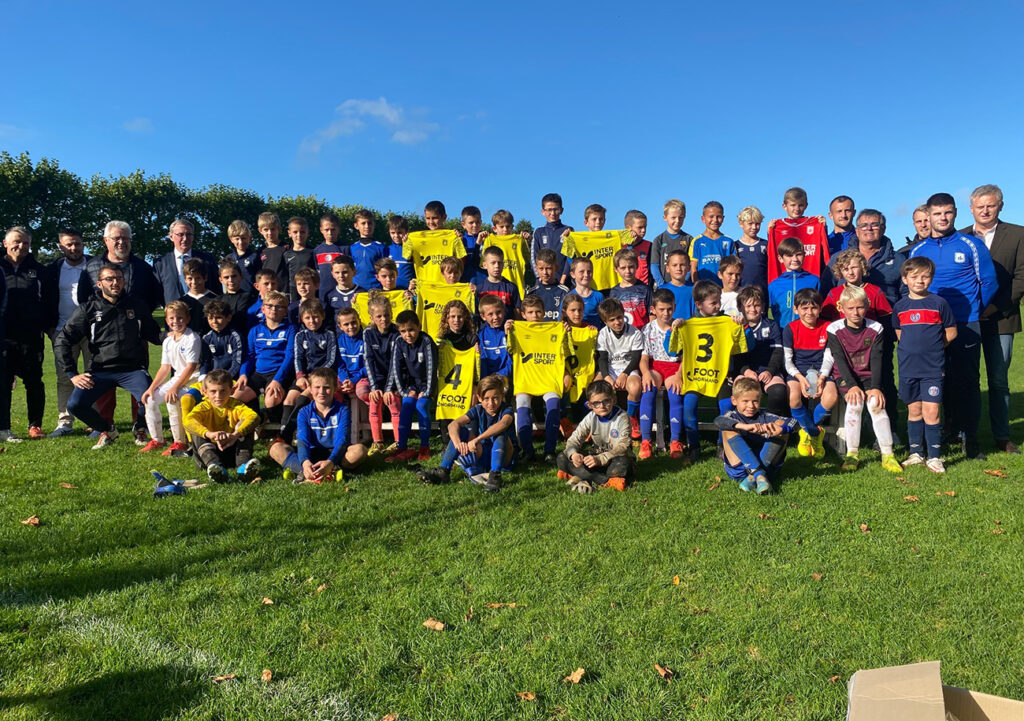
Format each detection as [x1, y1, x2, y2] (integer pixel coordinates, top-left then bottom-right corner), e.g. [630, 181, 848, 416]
[28, 426, 45, 440]
[638, 440, 652, 460]
[557, 469, 572, 480]
[629, 416, 641, 440]
[669, 441, 685, 459]
[559, 418, 576, 439]
[139, 439, 165, 453]
[416, 446, 431, 461]
[603, 477, 627, 492]
[161, 441, 188, 456]
[386, 448, 418, 463]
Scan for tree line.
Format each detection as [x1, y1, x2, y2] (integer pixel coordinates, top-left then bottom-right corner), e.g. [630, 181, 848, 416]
[0, 152, 533, 262]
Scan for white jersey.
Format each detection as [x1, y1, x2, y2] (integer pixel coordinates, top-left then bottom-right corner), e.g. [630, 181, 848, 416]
[597, 324, 644, 376]
[721, 291, 739, 318]
[641, 320, 676, 363]
[160, 329, 202, 382]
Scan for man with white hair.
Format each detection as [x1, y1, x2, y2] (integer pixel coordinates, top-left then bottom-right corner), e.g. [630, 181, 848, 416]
[152, 218, 220, 306]
[959, 184, 1024, 454]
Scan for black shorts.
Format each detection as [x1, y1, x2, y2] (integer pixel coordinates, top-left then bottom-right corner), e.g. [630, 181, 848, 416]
[247, 372, 273, 395]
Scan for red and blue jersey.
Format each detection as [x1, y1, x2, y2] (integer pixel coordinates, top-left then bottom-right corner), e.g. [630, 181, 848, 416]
[892, 294, 955, 378]
[476, 277, 521, 320]
[610, 283, 652, 329]
[313, 242, 346, 300]
[626, 238, 653, 286]
[782, 318, 828, 376]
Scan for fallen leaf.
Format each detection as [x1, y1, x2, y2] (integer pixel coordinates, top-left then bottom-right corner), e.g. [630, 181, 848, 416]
[485, 602, 518, 609]
[895, 476, 904, 482]
[422, 618, 445, 632]
[261, 669, 272, 683]
[859, 523, 871, 534]
[59, 482, 77, 489]
[212, 673, 236, 683]
[516, 691, 536, 701]
[995, 519, 1002, 525]
[692, 548, 701, 555]
[714, 475, 722, 482]
[562, 668, 585, 684]
[691, 608, 709, 615]
[984, 469, 1007, 478]
[904, 496, 920, 502]
[381, 715, 399, 721]
[991, 528, 1005, 535]
[672, 575, 680, 585]
[748, 646, 761, 660]
[20, 515, 40, 527]
[944, 491, 956, 497]
[654, 663, 674, 680]
[316, 584, 328, 594]
[829, 675, 841, 683]
[464, 605, 474, 622]
[708, 481, 720, 491]
[812, 573, 822, 581]
[0, 446, 6, 453]
[261, 597, 274, 605]
[758, 513, 774, 520]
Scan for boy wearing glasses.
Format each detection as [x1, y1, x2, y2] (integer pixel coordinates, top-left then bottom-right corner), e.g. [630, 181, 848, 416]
[556, 379, 634, 494]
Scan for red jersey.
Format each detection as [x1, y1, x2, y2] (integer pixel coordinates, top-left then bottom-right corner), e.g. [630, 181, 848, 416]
[767, 216, 830, 283]
[820, 282, 893, 322]
[627, 238, 652, 286]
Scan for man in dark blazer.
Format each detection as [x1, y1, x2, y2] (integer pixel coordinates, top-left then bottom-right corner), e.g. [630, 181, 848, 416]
[961, 184, 1024, 454]
[152, 218, 221, 307]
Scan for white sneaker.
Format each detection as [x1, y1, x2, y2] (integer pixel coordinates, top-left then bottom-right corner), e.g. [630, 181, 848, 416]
[91, 429, 120, 450]
[902, 453, 926, 467]
[925, 457, 945, 474]
[0, 430, 23, 443]
[48, 424, 74, 438]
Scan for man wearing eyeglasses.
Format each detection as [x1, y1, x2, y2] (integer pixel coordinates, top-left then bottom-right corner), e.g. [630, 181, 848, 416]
[152, 219, 221, 306]
[55, 264, 162, 450]
[848, 210, 907, 308]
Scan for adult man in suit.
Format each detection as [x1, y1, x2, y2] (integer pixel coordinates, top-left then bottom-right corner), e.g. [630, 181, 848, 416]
[152, 219, 220, 307]
[41, 227, 91, 437]
[961, 184, 1024, 454]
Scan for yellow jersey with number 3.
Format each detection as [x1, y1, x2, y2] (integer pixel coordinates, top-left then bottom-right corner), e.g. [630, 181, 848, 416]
[567, 326, 598, 402]
[481, 234, 528, 296]
[403, 230, 467, 284]
[416, 282, 476, 341]
[508, 321, 571, 397]
[351, 291, 413, 327]
[436, 343, 479, 420]
[561, 230, 630, 291]
[667, 315, 747, 396]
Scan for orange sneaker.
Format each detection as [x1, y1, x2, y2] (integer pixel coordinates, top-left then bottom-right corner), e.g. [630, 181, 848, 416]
[559, 418, 576, 439]
[557, 469, 572, 480]
[416, 445, 431, 461]
[138, 439, 165, 453]
[638, 440, 652, 460]
[28, 426, 45, 440]
[161, 441, 188, 456]
[669, 441, 685, 459]
[629, 416, 641, 440]
[603, 477, 627, 492]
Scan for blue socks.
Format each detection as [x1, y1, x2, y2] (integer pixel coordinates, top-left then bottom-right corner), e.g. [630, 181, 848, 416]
[639, 390, 656, 439]
[627, 399, 639, 418]
[440, 441, 458, 470]
[544, 395, 560, 454]
[682, 393, 700, 447]
[727, 435, 762, 475]
[907, 419, 924, 457]
[516, 404, 533, 456]
[791, 404, 819, 435]
[812, 403, 829, 426]
[668, 390, 684, 443]
[490, 435, 507, 471]
[283, 452, 303, 476]
[925, 423, 942, 459]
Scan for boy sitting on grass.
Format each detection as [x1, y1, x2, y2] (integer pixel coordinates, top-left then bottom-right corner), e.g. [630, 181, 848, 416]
[417, 374, 516, 493]
[270, 368, 368, 483]
[183, 369, 262, 484]
[556, 379, 633, 494]
[715, 376, 797, 495]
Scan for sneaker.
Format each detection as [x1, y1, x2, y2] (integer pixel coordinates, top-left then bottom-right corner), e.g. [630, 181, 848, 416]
[902, 453, 926, 467]
[91, 429, 119, 450]
[87, 429, 102, 440]
[207, 464, 228, 484]
[842, 452, 860, 472]
[283, 468, 298, 483]
[238, 459, 262, 483]
[383, 442, 399, 455]
[962, 438, 988, 461]
[881, 454, 903, 474]
[926, 457, 946, 474]
[416, 445, 431, 462]
[543, 452, 557, 465]
[754, 474, 772, 495]
[556, 469, 572, 480]
[161, 441, 188, 457]
[483, 471, 502, 493]
[133, 427, 148, 446]
[629, 416, 641, 441]
[603, 476, 626, 492]
[138, 439, 165, 453]
[386, 448, 418, 463]
[416, 467, 450, 484]
[738, 475, 756, 492]
[638, 440, 653, 460]
[0, 430, 22, 443]
[797, 429, 813, 457]
[559, 418, 576, 439]
[48, 424, 74, 438]
[669, 441, 684, 459]
[809, 427, 826, 458]
[686, 447, 699, 466]
[367, 441, 386, 457]
[28, 426, 45, 440]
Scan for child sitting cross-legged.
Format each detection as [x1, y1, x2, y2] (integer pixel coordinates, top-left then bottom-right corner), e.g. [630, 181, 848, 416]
[715, 376, 797, 495]
[416, 374, 516, 493]
[182, 369, 263, 484]
[556, 379, 634, 494]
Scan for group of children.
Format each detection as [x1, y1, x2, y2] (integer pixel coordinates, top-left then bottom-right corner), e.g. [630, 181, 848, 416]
[137, 188, 958, 495]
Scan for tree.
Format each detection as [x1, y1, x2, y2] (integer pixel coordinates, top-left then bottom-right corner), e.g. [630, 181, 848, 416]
[88, 171, 191, 260]
[0, 152, 90, 248]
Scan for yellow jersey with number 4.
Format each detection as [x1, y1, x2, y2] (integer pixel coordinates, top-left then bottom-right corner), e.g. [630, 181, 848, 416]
[403, 230, 467, 284]
[667, 315, 747, 396]
[416, 282, 476, 341]
[436, 343, 479, 420]
[508, 321, 572, 397]
[561, 230, 630, 291]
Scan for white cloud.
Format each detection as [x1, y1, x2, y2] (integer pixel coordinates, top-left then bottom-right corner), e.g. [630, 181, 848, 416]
[123, 117, 154, 133]
[0, 123, 22, 138]
[300, 97, 438, 154]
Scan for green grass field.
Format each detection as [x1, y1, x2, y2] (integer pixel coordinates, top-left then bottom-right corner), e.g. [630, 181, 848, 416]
[2, 340, 1023, 720]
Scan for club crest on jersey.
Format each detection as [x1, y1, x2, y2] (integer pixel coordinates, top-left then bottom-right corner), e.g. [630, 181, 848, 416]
[126, 309, 135, 320]
[609, 428, 620, 438]
[806, 227, 814, 235]
[94, 312, 103, 322]
[910, 312, 921, 322]
[928, 385, 940, 397]
[818, 335, 827, 347]
[955, 252, 966, 263]
[550, 334, 558, 342]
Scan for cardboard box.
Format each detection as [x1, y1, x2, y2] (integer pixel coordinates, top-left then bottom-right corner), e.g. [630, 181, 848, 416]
[847, 661, 1024, 721]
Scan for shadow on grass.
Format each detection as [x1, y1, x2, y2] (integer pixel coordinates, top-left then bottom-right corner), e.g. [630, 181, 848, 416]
[0, 665, 206, 721]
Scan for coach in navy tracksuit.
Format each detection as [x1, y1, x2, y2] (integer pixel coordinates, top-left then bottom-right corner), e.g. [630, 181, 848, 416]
[909, 192, 998, 460]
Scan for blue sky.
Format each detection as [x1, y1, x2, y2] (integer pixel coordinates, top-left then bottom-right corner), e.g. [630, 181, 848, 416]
[3, 0, 1024, 241]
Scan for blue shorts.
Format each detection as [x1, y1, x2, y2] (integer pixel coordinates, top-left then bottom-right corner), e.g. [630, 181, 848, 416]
[899, 376, 943, 404]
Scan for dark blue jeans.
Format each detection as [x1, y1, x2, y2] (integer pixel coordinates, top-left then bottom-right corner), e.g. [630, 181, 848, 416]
[67, 370, 152, 433]
[981, 331, 1014, 442]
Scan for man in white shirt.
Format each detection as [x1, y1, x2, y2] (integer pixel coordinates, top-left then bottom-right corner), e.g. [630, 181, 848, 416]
[42, 228, 91, 436]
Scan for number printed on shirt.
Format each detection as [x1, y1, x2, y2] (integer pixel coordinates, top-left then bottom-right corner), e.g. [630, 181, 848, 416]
[696, 332, 714, 363]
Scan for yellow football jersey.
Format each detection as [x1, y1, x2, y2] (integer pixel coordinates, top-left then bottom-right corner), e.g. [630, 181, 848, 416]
[667, 316, 747, 396]
[561, 230, 630, 291]
[567, 326, 598, 402]
[508, 321, 571, 397]
[436, 343, 479, 420]
[403, 230, 467, 284]
[351, 290, 412, 327]
[415, 282, 476, 341]
[481, 234, 528, 296]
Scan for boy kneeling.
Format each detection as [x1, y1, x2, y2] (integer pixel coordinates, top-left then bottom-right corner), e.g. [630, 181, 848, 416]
[182, 369, 262, 483]
[417, 374, 516, 493]
[557, 380, 634, 493]
[715, 377, 797, 495]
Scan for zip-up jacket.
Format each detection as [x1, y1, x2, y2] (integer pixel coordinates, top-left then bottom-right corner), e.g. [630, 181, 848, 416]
[479, 325, 512, 378]
[834, 235, 906, 306]
[768, 270, 819, 326]
[54, 292, 161, 377]
[336, 332, 367, 383]
[200, 328, 244, 377]
[908, 230, 998, 323]
[242, 321, 296, 384]
[297, 400, 351, 465]
[76, 253, 162, 312]
[363, 324, 399, 391]
[389, 332, 437, 397]
[1, 254, 49, 339]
